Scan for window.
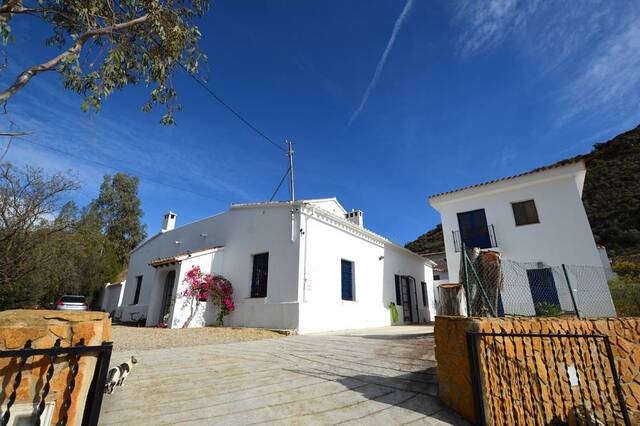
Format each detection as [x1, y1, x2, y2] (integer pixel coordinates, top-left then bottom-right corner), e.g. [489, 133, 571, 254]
[133, 275, 143, 305]
[341, 260, 355, 301]
[421, 282, 428, 307]
[512, 200, 540, 226]
[251, 253, 269, 298]
[433, 274, 441, 281]
[394, 275, 402, 305]
[457, 209, 492, 249]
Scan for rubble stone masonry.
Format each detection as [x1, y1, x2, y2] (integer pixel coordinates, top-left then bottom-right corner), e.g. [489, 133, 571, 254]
[435, 316, 640, 424]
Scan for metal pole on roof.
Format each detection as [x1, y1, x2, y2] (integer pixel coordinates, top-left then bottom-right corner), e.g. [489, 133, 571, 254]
[287, 140, 295, 202]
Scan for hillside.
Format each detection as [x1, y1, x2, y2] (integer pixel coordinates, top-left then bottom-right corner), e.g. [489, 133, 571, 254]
[406, 125, 640, 258]
[405, 224, 445, 254]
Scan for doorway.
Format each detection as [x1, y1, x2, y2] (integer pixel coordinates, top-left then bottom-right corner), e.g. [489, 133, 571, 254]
[400, 276, 417, 323]
[526, 268, 561, 315]
[158, 270, 176, 324]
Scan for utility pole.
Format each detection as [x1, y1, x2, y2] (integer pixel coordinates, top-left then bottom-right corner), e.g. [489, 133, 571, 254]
[287, 139, 295, 201]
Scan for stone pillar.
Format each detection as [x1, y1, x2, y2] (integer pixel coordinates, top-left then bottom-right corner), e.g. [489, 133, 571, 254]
[0, 310, 111, 425]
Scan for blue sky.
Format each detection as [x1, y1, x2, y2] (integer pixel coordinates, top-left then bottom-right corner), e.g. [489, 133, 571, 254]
[4, 0, 640, 245]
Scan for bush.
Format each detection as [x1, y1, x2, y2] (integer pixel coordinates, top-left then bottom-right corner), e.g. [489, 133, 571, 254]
[609, 261, 640, 316]
[535, 302, 563, 317]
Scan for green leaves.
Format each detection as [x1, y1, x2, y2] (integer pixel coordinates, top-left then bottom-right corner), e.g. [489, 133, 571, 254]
[1, 0, 210, 124]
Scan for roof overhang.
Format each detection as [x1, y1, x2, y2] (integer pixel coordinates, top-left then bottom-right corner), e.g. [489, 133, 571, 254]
[148, 246, 224, 268]
[429, 160, 586, 208]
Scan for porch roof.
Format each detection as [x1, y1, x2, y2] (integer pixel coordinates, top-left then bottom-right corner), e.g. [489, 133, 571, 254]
[148, 246, 224, 268]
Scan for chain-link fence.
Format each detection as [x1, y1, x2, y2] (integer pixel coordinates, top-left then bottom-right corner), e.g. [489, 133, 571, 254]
[460, 248, 617, 318]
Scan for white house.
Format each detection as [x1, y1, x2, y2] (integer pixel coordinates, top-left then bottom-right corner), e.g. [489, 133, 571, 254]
[119, 198, 436, 333]
[429, 160, 616, 317]
[100, 280, 126, 317]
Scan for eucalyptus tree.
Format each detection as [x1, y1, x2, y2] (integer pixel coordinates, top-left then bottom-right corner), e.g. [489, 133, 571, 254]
[0, 0, 209, 124]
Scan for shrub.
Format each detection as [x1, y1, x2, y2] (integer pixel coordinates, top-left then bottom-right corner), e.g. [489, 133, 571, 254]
[609, 261, 640, 316]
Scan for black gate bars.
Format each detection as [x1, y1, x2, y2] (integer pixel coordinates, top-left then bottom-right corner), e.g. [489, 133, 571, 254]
[0, 339, 113, 426]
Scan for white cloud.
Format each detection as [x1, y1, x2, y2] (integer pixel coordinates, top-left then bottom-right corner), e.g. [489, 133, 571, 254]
[348, 0, 414, 126]
[453, 1, 640, 126]
[455, 0, 540, 57]
[562, 17, 640, 123]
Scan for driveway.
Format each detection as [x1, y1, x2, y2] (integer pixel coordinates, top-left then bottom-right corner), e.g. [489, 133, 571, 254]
[100, 326, 467, 425]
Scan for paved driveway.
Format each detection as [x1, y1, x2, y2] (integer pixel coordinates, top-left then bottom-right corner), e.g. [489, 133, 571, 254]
[100, 326, 467, 425]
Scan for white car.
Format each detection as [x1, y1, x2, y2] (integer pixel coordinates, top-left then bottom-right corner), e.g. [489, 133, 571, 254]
[55, 295, 88, 311]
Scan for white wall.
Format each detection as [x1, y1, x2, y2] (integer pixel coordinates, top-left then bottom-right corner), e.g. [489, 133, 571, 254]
[100, 282, 124, 315]
[433, 173, 602, 283]
[297, 207, 434, 333]
[122, 205, 301, 329]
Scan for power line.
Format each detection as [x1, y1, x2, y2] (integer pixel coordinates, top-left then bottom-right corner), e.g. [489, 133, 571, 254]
[269, 165, 291, 202]
[178, 63, 286, 152]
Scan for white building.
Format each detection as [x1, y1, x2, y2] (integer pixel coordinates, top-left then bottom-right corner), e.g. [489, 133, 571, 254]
[119, 198, 436, 333]
[429, 160, 616, 317]
[100, 280, 126, 317]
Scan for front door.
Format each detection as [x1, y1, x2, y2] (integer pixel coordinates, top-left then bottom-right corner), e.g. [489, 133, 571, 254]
[526, 268, 561, 315]
[159, 270, 176, 324]
[401, 277, 413, 322]
[457, 209, 491, 249]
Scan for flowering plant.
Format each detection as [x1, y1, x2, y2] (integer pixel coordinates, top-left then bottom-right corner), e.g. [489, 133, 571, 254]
[209, 275, 234, 326]
[182, 265, 235, 327]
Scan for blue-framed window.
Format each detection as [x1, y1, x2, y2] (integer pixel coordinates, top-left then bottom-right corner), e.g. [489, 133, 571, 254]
[341, 260, 355, 301]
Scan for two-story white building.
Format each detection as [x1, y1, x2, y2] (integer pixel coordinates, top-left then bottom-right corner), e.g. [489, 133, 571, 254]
[120, 198, 436, 333]
[429, 160, 616, 317]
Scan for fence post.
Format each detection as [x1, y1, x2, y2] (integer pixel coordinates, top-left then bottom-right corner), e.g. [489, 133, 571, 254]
[462, 243, 472, 316]
[466, 332, 486, 426]
[562, 264, 580, 319]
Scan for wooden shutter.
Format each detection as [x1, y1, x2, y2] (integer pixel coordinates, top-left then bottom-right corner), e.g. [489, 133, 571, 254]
[251, 253, 269, 298]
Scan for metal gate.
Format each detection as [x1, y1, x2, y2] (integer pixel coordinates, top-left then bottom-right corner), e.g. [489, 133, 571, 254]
[467, 331, 631, 425]
[1, 339, 113, 426]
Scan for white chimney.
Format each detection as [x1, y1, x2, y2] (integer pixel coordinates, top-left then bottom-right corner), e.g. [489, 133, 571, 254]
[344, 210, 364, 227]
[162, 211, 177, 232]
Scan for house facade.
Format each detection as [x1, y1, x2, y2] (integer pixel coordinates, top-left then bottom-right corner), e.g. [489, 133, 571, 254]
[119, 198, 436, 333]
[429, 160, 616, 317]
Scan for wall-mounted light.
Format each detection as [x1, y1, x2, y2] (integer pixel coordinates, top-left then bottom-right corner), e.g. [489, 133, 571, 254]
[175, 241, 181, 245]
[378, 256, 384, 261]
[200, 233, 208, 238]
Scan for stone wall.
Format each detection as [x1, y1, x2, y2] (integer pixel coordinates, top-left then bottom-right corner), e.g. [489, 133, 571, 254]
[0, 310, 111, 425]
[435, 316, 640, 424]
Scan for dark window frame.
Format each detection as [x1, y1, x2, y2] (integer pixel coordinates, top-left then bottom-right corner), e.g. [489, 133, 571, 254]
[133, 275, 143, 305]
[421, 281, 428, 307]
[394, 274, 402, 305]
[250, 252, 269, 298]
[341, 259, 355, 301]
[512, 199, 540, 226]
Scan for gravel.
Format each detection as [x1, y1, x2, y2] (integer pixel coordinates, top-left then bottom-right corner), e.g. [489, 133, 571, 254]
[110, 325, 288, 351]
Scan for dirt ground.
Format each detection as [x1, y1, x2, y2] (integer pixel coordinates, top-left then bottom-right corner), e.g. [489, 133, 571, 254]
[110, 324, 287, 351]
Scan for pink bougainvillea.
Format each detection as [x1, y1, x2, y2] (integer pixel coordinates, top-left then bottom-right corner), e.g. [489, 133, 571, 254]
[182, 265, 235, 326]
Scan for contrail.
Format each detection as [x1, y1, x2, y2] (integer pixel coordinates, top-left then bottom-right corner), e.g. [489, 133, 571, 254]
[348, 0, 414, 127]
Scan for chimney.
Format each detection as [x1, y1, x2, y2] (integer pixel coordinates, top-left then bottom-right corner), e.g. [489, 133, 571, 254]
[344, 210, 364, 227]
[162, 211, 177, 232]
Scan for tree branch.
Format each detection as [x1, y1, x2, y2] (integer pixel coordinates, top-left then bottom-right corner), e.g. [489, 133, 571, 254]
[0, 13, 149, 105]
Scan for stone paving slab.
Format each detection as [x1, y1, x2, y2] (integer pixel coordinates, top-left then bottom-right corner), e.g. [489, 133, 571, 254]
[100, 326, 468, 425]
